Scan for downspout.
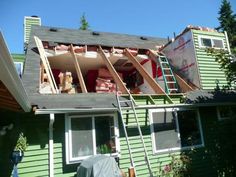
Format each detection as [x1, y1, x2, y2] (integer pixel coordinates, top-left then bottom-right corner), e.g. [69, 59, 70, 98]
[49, 114, 55, 177]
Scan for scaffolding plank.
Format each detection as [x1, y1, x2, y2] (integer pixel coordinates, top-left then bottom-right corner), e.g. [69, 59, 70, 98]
[34, 36, 58, 94]
[70, 44, 88, 93]
[98, 46, 129, 94]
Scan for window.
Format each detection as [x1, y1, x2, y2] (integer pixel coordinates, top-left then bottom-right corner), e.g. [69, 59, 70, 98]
[217, 106, 236, 120]
[198, 36, 224, 49]
[149, 108, 204, 153]
[14, 62, 23, 77]
[65, 113, 120, 164]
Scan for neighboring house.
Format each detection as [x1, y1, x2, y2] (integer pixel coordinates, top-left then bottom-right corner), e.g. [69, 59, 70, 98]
[0, 18, 236, 177]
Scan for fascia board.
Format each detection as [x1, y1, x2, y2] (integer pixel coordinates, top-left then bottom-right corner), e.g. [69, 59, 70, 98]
[0, 31, 31, 112]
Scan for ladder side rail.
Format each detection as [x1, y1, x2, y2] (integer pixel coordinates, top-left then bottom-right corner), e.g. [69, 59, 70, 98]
[129, 94, 153, 176]
[116, 94, 135, 168]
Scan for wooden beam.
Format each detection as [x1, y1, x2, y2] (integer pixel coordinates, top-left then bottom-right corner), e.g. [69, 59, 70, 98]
[98, 46, 129, 94]
[34, 36, 58, 94]
[70, 44, 88, 93]
[174, 73, 194, 92]
[124, 48, 166, 94]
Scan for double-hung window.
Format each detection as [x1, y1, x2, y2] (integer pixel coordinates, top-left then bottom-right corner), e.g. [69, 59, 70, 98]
[149, 108, 204, 153]
[65, 113, 120, 164]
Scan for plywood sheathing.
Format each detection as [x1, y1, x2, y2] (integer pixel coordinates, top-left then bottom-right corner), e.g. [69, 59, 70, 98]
[98, 46, 129, 94]
[70, 44, 88, 93]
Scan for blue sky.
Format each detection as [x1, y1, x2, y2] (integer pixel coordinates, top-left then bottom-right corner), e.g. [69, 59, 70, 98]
[0, 0, 235, 54]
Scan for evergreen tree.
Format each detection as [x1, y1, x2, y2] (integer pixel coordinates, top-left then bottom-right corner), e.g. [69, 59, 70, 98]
[79, 14, 90, 30]
[217, 0, 236, 50]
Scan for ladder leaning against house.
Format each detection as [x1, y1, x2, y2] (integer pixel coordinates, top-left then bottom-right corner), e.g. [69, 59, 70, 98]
[157, 53, 178, 94]
[116, 93, 153, 177]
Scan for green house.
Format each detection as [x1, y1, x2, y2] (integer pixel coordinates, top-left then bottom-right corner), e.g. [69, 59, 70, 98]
[0, 22, 236, 177]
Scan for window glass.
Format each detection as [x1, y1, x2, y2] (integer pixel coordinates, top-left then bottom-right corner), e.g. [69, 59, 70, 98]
[213, 39, 223, 48]
[218, 106, 236, 120]
[201, 38, 212, 47]
[95, 116, 116, 154]
[152, 111, 180, 151]
[178, 111, 202, 147]
[150, 109, 203, 153]
[71, 117, 93, 158]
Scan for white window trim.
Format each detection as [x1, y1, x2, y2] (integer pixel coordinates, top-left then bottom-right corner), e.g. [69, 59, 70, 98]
[217, 106, 235, 121]
[14, 62, 23, 76]
[65, 113, 120, 164]
[198, 35, 225, 49]
[149, 108, 204, 154]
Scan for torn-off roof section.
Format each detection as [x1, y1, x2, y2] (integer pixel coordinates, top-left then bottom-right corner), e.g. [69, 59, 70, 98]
[30, 25, 167, 50]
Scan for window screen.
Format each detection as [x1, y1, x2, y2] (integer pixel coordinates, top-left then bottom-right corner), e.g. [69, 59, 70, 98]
[71, 117, 93, 158]
[95, 116, 116, 154]
[152, 111, 180, 151]
[178, 111, 202, 147]
[213, 39, 224, 48]
[201, 38, 212, 47]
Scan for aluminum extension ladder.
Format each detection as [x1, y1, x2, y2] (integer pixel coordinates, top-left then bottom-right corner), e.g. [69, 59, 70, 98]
[157, 54, 178, 94]
[116, 93, 153, 177]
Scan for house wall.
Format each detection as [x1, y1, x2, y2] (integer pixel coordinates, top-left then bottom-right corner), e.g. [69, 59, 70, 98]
[0, 110, 49, 177]
[192, 30, 228, 89]
[2, 101, 235, 177]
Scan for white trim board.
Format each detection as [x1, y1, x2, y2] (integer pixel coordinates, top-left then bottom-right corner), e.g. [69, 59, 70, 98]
[0, 31, 31, 112]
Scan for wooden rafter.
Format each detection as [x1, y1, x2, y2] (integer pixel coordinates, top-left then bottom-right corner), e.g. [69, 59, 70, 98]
[70, 44, 87, 93]
[98, 46, 129, 94]
[34, 36, 58, 94]
[124, 48, 166, 94]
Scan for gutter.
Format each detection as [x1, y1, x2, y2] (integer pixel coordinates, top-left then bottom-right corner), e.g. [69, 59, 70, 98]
[49, 114, 55, 177]
[35, 107, 118, 115]
[34, 102, 236, 115]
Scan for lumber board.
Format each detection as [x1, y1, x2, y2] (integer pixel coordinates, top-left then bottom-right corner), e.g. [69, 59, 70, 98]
[98, 46, 129, 94]
[34, 36, 58, 94]
[125, 49, 166, 94]
[70, 44, 87, 93]
[174, 73, 194, 92]
[125, 49, 173, 103]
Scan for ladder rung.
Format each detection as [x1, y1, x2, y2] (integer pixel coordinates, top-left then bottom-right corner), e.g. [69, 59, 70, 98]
[124, 123, 137, 127]
[165, 74, 174, 77]
[161, 61, 168, 64]
[122, 111, 134, 115]
[163, 68, 171, 70]
[169, 88, 178, 91]
[166, 81, 176, 83]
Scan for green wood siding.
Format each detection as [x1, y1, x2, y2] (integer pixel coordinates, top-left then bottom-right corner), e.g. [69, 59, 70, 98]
[11, 53, 25, 62]
[192, 30, 228, 90]
[24, 17, 41, 44]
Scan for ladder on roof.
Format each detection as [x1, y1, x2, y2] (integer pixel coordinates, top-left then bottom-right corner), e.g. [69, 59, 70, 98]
[157, 54, 178, 94]
[116, 93, 153, 177]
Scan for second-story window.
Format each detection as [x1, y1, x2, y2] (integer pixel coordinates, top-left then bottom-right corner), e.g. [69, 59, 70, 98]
[199, 36, 224, 49]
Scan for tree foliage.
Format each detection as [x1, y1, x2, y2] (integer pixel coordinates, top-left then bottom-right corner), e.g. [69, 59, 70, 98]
[206, 48, 236, 88]
[79, 13, 90, 30]
[217, 0, 236, 53]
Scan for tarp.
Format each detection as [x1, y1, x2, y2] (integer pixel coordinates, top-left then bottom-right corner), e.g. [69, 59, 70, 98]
[77, 155, 122, 177]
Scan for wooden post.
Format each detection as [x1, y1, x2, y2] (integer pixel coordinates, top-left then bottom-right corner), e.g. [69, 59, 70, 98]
[70, 44, 88, 93]
[98, 46, 129, 94]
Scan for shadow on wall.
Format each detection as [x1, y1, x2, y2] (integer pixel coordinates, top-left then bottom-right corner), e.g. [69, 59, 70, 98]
[0, 110, 49, 177]
[185, 107, 236, 177]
